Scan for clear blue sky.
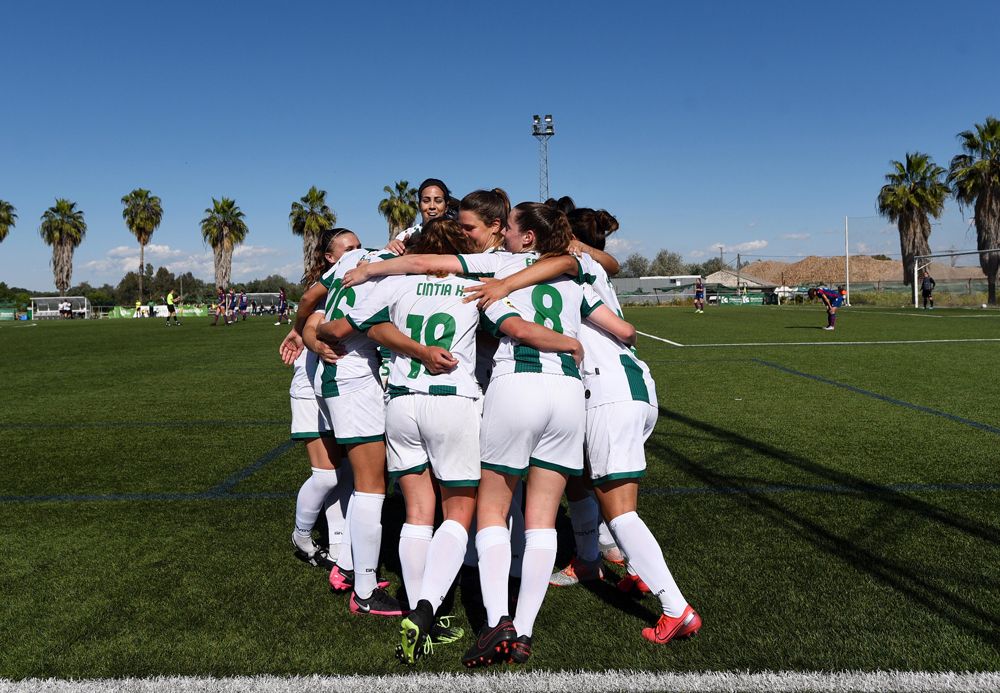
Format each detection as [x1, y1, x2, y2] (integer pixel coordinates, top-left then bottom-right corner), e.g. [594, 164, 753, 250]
[1, 0, 997, 291]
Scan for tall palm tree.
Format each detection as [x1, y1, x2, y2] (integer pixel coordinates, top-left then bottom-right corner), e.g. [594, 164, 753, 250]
[200, 197, 249, 290]
[0, 200, 16, 243]
[948, 116, 1000, 305]
[121, 188, 164, 302]
[378, 180, 418, 240]
[289, 186, 336, 282]
[39, 199, 87, 295]
[877, 152, 949, 301]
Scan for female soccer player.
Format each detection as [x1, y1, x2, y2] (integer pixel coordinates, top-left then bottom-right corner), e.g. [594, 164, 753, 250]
[808, 286, 844, 330]
[464, 205, 703, 645]
[343, 203, 633, 666]
[289, 229, 353, 572]
[694, 277, 706, 313]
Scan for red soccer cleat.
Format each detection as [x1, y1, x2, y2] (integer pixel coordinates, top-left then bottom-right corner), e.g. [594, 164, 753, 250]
[641, 604, 702, 644]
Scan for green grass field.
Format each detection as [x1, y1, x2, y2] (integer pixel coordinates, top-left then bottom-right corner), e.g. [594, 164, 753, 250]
[1, 305, 998, 680]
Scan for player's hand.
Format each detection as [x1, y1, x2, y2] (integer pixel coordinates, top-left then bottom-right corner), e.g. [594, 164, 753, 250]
[421, 346, 459, 375]
[342, 265, 371, 288]
[463, 277, 509, 309]
[385, 238, 406, 256]
[568, 339, 585, 366]
[279, 330, 304, 365]
[315, 342, 344, 365]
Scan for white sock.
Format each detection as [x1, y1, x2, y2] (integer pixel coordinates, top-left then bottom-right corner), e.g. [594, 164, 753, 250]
[476, 525, 511, 627]
[508, 481, 525, 578]
[609, 511, 687, 617]
[419, 520, 468, 613]
[294, 467, 339, 540]
[598, 519, 615, 547]
[399, 523, 434, 610]
[350, 492, 385, 599]
[512, 528, 557, 638]
[568, 496, 600, 561]
[337, 493, 355, 571]
[323, 464, 353, 561]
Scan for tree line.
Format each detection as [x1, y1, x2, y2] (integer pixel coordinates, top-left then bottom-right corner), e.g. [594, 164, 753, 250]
[0, 182, 422, 300]
[877, 115, 1000, 304]
[616, 251, 726, 279]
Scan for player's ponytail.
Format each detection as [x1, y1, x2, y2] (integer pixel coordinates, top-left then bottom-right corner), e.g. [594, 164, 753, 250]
[408, 218, 477, 256]
[513, 202, 574, 258]
[302, 227, 343, 285]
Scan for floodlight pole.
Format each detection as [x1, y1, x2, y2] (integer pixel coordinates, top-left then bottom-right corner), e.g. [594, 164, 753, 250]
[844, 216, 851, 307]
[532, 114, 555, 201]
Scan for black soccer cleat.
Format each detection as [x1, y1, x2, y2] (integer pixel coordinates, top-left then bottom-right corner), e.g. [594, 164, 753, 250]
[461, 616, 516, 668]
[291, 537, 336, 570]
[349, 587, 407, 617]
[509, 634, 532, 664]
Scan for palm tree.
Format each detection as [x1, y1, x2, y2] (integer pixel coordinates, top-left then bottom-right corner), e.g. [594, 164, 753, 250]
[121, 188, 164, 302]
[877, 152, 949, 301]
[200, 197, 249, 291]
[0, 200, 16, 243]
[948, 116, 1000, 305]
[39, 199, 87, 295]
[378, 180, 418, 240]
[289, 186, 336, 282]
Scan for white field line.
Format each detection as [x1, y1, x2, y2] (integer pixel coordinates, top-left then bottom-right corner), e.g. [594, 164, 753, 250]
[636, 330, 684, 347]
[679, 338, 1000, 348]
[2, 671, 998, 693]
[856, 310, 1000, 319]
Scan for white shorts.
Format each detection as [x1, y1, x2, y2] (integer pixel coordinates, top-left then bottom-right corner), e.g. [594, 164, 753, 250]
[386, 394, 481, 487]
[585, 401, 657, 484]
[480, 373, 585, 477]
[290, 396, 333, 440]
[324, 379, 385, 445]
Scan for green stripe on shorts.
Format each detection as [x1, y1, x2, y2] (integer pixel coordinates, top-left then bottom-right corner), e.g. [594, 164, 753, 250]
[528, 456, 583, 477]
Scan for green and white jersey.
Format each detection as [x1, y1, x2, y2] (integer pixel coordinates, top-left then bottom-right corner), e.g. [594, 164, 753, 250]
[463, 251, 602, 380]
[346, 274, 481, 400]
[314, 248, 380, 398]
[576, 253, 657, 409]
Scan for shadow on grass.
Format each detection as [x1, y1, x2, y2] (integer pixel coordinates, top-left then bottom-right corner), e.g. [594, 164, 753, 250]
[653, 405, 1000, 648]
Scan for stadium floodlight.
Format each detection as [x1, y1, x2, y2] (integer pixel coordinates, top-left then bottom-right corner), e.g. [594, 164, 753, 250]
[532, 113, 555, 201]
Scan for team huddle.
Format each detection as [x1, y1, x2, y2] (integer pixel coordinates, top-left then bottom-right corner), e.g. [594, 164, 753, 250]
[278, 179, 700, 667]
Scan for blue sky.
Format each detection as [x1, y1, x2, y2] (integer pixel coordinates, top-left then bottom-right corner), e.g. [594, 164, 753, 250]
[1, 0, 997, 291]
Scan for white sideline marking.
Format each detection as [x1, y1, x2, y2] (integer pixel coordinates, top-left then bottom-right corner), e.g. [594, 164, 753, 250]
[637, 330, 684, 347]
[667, 338, 1000, 349]
[2, 671, 998, 693]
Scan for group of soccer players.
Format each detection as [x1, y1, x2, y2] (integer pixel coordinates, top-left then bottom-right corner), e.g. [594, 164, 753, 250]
[278, 179, 701, 668]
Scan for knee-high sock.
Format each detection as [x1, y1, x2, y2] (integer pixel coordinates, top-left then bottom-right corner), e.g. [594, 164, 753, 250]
[419, 520, 468, 613]
[399, 523, 433, 610]
[323, 462, 353, 560]
[609, 511, 687, 617]
[598, 519, 615, 548]
[350, 492, 385, 599]
[508, 481, 526, 579]
[569, 496, 600, 561]
[476, 525, 511, 627]
[293, 467, 339, 548]
[336, 492, 355, 571]
[512, 528, 557, 638]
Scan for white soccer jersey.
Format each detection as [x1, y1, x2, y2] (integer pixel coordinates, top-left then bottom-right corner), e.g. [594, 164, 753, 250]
[576, 252, 657, 409]
[463, 251, 601, 380]
[346, 274, 482, 399]
[290, 348, 321, 399]
[314, 248, 381, 398]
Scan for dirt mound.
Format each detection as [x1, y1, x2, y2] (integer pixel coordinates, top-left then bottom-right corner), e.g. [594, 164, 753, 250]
[743, 256, 984, 285]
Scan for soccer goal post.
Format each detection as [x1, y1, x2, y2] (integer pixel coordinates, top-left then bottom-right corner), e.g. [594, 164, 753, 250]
[912, 249, 999, 308]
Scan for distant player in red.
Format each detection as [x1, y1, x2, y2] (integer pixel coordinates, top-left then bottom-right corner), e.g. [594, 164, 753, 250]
[808, 287, 844, 331]
[694, 278, 705, 313]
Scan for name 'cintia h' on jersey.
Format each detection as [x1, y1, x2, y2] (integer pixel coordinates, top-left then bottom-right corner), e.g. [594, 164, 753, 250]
[314, 247, 381, 398]
[458, 251, 602, 380]
[345, 273, 482, 400]
[576, 252, 657, 409]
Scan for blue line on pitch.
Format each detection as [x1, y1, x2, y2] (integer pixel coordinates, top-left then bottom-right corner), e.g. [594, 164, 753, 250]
[754, 359, 1000, 436]
[0, 419, 286, 431]
[207, 440, 297, 495]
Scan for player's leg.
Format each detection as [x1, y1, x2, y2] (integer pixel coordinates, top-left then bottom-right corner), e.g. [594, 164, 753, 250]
[549, 475, 602, 586]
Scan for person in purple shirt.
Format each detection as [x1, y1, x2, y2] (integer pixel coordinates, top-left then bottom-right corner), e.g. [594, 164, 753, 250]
[808, 287, 844, 331]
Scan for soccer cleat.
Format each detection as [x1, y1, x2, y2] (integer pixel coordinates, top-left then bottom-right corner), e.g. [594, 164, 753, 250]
[641, 604, 702, 644]
[617, 572, 651, 595]
[329, 565, 390, 592]
[549, 555, 603, 586]
[599, 540, 626, 565]
[349, 587, 407, 617]
[397, 604, 434, 665]
[508, 634, 532, 664]
[291, 536, 336, 570]
[462, 617, 516, 668]
[429, 615, 464, 645]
